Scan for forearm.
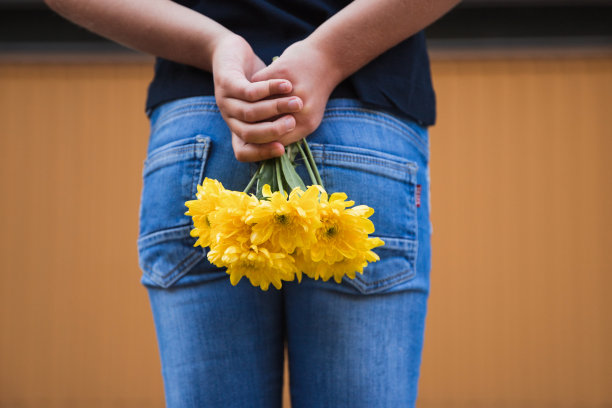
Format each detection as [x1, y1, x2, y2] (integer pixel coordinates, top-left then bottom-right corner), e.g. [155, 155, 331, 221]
[44, 0, 234, 72]
[305, 0, 461, 84]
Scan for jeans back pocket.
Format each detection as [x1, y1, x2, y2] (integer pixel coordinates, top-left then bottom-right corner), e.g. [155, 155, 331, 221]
[137, 135, 210, 288]
[308, 143, 419, 294]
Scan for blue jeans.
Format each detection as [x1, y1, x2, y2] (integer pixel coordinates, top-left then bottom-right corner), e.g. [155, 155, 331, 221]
[138, 96, 432, 408]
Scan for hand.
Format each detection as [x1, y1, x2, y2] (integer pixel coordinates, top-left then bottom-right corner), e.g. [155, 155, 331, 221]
[211, 34, 304, 161]
[243, 40, 343, 161]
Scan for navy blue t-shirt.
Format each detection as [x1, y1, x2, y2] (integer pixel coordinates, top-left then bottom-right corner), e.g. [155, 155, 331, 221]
[146, 0, 436, 126]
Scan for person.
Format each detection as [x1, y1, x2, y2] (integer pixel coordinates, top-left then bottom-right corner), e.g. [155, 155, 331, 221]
[44, 0, 459, 406]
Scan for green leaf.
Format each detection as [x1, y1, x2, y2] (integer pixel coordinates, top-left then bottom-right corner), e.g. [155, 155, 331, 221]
[280, 152, 306, 191]
[251, 141, 318, 198]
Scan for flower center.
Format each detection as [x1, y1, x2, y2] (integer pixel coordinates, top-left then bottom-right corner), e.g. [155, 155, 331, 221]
[274, 213, 290, 225]
[325, 225, 338, 238]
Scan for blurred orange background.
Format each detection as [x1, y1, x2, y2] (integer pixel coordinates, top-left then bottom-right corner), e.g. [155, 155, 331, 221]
[0, 54, 611, 407]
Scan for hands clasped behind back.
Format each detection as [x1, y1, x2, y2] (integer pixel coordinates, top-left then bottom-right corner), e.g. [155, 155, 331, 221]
[213, 36, 339, 162]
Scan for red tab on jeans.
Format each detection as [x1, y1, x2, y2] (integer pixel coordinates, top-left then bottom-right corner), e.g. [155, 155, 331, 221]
[416, 184, 422, 208]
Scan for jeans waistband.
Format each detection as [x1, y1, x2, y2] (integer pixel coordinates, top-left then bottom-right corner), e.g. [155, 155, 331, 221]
[148, 96, 429, 157]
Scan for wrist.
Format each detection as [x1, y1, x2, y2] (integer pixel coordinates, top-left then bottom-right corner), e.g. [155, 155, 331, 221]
[302, 33, 355, 87]
[205, 30, 243, 72]
[294, 38, 344, 94]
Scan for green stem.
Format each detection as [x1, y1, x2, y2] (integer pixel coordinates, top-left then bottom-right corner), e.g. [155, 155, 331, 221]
[301, 139, 324, 187]
[275, 158, 285, 196]
[243, 165, 261, 194]
[297, 142, 317, 186]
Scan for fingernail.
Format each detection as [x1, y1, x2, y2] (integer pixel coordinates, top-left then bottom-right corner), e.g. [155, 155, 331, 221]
[285, 117, 295, 131]
[279, 82, 290, 92]
[288, 98, 302, 110]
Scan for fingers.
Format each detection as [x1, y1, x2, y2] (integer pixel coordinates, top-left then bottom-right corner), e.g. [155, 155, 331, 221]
[215, 60, 304, 158]
[216, 76, 302, 145]
[226, 114, 296, 144]
[250, 62, 278, 83]
[220, 73, 292, 102]
[250, 67, 270, 84]
[224, 95, 303, 124]
[232, 132, 286, 162]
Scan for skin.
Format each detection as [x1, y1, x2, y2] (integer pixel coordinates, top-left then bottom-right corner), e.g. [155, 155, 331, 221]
[44, 0, 302, 160]
[248, 0, 461, 161]
[44, 0, 460, 162]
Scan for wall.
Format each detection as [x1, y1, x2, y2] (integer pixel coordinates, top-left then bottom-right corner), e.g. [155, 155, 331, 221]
[0, 57, 610, 407]
[421, 57, 612, 408]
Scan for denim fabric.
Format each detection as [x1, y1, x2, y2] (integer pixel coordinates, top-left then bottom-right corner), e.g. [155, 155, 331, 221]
[138, 96, 432, 407]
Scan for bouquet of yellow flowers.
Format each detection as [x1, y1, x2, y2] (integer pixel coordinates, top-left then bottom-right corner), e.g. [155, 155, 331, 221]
[184, 139, 384, 290]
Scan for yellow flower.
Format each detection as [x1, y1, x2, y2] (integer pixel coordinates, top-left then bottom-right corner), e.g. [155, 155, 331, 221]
[223, 244, 297, 290]
[195, 177, 225, 199]
[319, 237, 384, 283]
[185, 178, 228, 248]
[293, 248, 320, 281]
[192, 185, 301, 290]
[296, 189, 384, 282]
[246, 184, 321, 253]
[206, 190, 259, 267]
[299, 237, 384, 283]
[308, 191, 378, 263]
[185, 175, 384, 289]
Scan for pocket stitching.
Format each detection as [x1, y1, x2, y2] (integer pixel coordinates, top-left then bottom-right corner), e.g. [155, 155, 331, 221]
[308, 144, 418, 186]
[314, 150, 416, 173]
[350, 235, 418, 291]
[308, 143, 418, 172]
[312, 150, 417, 184]
[322, 109, 428, 158]
[143, 136, 210, 178]
[306, 143, 420, 293]
[138, 135, 212, 287]
[138, 224, 194, 249]
[144, 145, 196, 176]
[152, 102, 219, 134]
[190, 139, 209, 198]
[143, 250, 206, 288]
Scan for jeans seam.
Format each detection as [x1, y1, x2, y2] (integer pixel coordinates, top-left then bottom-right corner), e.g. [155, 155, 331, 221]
[144, 144, 199, 176]
[311, 150, 418, 175]
[351, 238, 418, 290]
[308, 144, 419, 186]
[152, 102, 219, 134]
[138, 224, 193, 248]
[148, 249, 204, 284]
[190, 138, 210, 198]
[322, 108, 428, 158]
